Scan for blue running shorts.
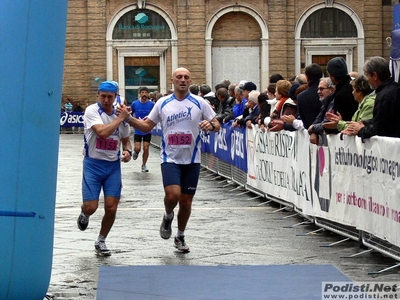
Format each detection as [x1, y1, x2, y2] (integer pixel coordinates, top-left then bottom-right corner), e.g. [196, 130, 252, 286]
[161, 163, 201, 195]
[82, 157, 122, 201]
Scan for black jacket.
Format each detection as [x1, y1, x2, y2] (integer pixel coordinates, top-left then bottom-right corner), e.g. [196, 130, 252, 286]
[215, 98, 233, 123]
[358, 78, 400, 139]
[296, 82, 321, 129]
[331, 76, 358, 123]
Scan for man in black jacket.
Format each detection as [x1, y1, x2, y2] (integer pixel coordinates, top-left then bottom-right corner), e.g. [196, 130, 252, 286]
[344, 56, 400, 139]
[296, 63, 323, 129]
[215, 87, 233, 123]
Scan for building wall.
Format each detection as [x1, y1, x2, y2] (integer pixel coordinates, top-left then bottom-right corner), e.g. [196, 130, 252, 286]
[62, 0, 394, 106]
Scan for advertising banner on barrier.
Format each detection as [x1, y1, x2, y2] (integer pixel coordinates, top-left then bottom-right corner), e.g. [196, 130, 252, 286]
[151, 122, 162, 136]
[246, 128, 313, 214]
[312, 135, 400, 247]
[151, 119, 400, 248]
[201, 121, 247, 172]
[200, 129, 214, 157]
[60, 112, 84, 127]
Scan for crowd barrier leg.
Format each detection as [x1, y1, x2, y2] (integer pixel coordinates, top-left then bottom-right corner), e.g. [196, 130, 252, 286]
[340, 248, 373, 258]
[368, 262, 400, 276]
[199, 168, 209, 174]
[229, 186, 245, 192]
[236, 190, 252, 196]
[218, 179, 235, 188]
[244, 195, 263, 201]
[296, 227, 324, 237]
[320, 237, 351, 248]
[256, 200, 273, 206]
[273, 206, 290, 213]
[283, 219, 314, 228]
[281, 212, 300, 219]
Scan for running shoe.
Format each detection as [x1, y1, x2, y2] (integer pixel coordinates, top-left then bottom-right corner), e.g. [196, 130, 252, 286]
[132, 151, 139, 160]
[160, 212, 174, 239]
[77, 212, 89, 231]
[174, 236, 190, 253]
[141, 165, 149, 172]
[95, 240, 111, 256]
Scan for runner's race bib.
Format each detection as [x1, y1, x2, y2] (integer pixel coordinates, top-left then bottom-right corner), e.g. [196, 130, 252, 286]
[167, 131, 192, 148]
[96, 137, 118, 151]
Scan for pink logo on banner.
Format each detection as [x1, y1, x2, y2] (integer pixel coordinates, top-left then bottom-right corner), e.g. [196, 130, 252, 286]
[318, 146, 325, 176]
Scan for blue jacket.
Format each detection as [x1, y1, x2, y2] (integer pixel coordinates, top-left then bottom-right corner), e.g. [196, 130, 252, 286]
[233, 98, 248, 118]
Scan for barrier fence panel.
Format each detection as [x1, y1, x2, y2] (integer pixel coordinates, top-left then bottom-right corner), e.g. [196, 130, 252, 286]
[231, 165, 247, 188]
[202, 122, 400, 261]
[152, 120, 400, 261]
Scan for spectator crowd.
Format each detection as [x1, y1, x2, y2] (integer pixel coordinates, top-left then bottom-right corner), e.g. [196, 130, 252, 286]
[189, 56, 400, 142]
[61, 55, 400, 142]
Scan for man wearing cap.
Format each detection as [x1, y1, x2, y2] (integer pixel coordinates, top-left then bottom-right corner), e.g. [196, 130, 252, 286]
[308, 57, 358, 144]
[130, 86, 155, 172]
[77, 81, 133, 256]
[242, 81, 257, 100]
[232, 81, 256, 127]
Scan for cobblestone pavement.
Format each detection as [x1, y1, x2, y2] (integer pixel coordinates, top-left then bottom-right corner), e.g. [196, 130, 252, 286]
[46, 134, 400, 299]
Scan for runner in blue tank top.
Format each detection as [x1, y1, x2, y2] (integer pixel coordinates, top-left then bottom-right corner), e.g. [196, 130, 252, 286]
[130, 86, 155, 172]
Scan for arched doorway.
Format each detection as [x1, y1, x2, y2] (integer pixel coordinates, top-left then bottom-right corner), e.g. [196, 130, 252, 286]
[206, 6, 269, 91]
[106, 4, 178, 103]
[295, 3, 364, 75]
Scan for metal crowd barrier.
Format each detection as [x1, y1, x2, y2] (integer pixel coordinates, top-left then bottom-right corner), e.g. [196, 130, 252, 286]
[150, 132, 400, 272]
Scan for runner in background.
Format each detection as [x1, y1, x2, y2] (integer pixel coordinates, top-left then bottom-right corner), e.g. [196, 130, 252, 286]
[130, 86, 155, 172]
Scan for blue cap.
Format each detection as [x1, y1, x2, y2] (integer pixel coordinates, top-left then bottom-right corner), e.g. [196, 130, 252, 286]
[98, 81, 118, 93]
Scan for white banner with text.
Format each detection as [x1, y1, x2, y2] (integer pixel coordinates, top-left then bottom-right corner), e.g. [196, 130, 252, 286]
[246, 127, 400, 247]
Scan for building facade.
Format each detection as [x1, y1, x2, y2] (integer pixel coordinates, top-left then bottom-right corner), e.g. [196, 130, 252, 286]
[63, 0, 395, 104]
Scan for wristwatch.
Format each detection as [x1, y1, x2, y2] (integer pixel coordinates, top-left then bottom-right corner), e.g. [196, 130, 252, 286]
[210, 121, 216, 131]
[125, 149, 132, 156]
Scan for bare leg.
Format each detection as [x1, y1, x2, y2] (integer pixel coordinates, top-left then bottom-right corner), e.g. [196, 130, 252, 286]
[177, 193, 194, 232]
[134, 141, 141, 155]
[81, 200, 99, 216]
[164, 185, 180, 214]
[164, 185, 194, 232]
[99, 196, 119, 238]
[142, 141, 150, 166]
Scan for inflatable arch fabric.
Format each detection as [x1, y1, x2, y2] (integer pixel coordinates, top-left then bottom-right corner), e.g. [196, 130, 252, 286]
[0, 1, 68, 299]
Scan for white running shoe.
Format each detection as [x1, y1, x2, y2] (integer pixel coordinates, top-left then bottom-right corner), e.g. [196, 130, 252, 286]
[174, 236, 190, 253]
[95, 240, 111, 256]
[160, 212, 174, 239]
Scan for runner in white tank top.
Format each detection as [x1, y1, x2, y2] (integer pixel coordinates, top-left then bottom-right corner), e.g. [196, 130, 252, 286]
[120, 68, 220, 252]
[148, 92, 215, 164]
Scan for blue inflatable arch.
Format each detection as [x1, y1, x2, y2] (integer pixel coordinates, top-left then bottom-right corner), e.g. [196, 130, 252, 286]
[0, 1, 68, 299]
